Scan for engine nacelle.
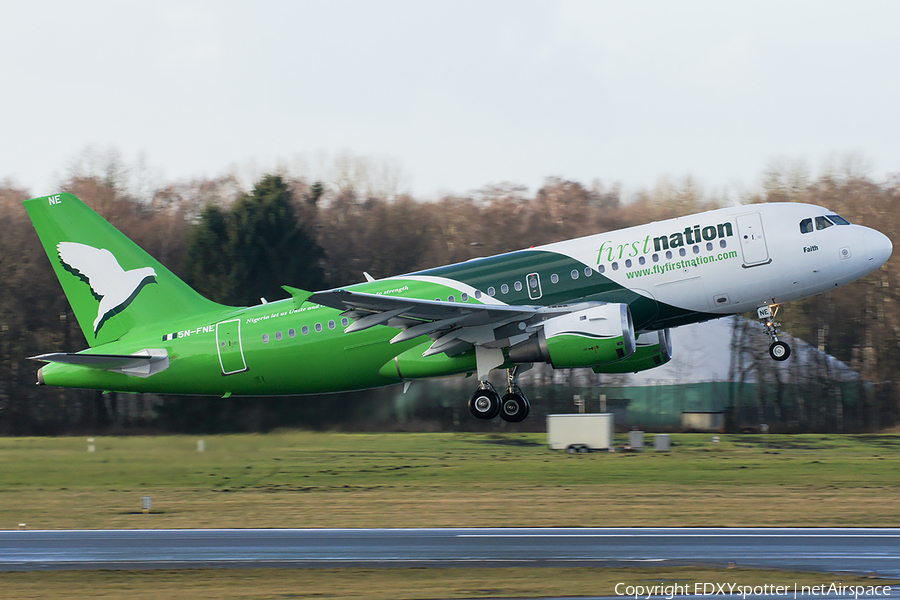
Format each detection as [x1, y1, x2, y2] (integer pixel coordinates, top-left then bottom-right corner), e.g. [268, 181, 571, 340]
[592, 328, 672, 374]
[509, 303, 635, 368]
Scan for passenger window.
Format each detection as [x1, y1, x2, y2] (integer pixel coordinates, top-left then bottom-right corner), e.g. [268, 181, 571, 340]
[719, 239, 727, 248]
[487, 287, 495, 296]
[666, 250, 673, 259]
[652, 254, 659, 263]
[341, 317, 349, 327]
[461, 293, 469, 302]
[501, 284, 509, 294]
[315, 323, 323, 333]
[815, 216, 834, 230]
[692, 245, 699, 255]
[706, 242, 713, 251]
[612, 262, 619, 271]
[679, 248, 686, 257]
[584, 267, 592, 277]
[301, 326, 310, 335]
[597, 265, 605, 274]
[262, 334, 270, 343]
[551, 273, 559, 283]
[625, 259, 632, 268]
[639, 256, 646, 265]
[474, 290, 482, 299]
[448, 295, 455, 302]
[800, 218, 813, 234]
[514, 282, 522, 292]
[289, 328, 296, 338]
[571, 269, 579, 280]
[328, 320, 336, 329]
[275, 331, 283, 341]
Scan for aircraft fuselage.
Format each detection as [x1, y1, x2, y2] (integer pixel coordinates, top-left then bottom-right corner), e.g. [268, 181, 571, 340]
[35, 201, 892, 399]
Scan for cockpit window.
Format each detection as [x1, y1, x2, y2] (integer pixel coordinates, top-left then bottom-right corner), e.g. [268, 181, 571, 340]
[828, 214, 850, 225]
[815, 216, 834, 230]
[800, 218, 813, 234]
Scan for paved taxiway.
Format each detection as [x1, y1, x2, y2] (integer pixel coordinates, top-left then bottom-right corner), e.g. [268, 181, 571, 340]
[0, 528, 898, 574]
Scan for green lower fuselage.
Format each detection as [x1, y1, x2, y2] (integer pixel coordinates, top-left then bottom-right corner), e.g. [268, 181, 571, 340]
[40, 249, 700, 395]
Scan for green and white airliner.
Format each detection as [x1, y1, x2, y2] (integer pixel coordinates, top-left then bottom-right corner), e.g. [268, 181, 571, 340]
[25, 193, 892, 422]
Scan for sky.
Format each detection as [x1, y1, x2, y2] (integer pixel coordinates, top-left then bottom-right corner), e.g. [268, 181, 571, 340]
[3, 0, 900, 199]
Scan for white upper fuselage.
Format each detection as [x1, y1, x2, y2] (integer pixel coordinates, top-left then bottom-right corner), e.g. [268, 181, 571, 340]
[539, 202, 892, 316]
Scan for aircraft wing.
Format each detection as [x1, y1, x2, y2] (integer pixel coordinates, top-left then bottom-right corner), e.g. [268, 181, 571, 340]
[310, 289, 540, 326]
[308, 289, 576, 378]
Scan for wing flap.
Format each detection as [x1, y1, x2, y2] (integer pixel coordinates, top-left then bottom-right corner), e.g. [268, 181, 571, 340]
[389, 314, 469, 344]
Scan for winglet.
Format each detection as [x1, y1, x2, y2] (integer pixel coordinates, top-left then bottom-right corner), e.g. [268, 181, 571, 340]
[282, 286, 314, 309]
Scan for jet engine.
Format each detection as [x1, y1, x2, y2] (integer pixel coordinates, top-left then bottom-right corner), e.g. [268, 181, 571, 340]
[509, 303, 635, 368]
[592, 328, 672, 374]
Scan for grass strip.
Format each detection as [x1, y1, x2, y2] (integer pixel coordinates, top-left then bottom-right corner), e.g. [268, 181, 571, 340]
[1, 432, 898, 529]
[0, 566, 896, 600]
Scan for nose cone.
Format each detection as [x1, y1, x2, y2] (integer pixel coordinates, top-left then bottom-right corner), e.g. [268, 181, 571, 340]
[866, 229, 893, 269]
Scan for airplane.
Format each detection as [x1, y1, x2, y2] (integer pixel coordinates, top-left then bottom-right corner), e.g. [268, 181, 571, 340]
[25, 192, 892, 422]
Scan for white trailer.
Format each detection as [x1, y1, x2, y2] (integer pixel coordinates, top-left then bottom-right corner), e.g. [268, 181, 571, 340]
[547, 413, 614, 453]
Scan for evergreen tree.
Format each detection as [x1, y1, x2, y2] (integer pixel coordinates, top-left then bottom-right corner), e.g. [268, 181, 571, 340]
[183, 204, 232, 302]
[185, 174, 325, 306]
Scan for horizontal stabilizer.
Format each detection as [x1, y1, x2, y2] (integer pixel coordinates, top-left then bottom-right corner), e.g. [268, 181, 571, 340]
[30, 349, 169, 378]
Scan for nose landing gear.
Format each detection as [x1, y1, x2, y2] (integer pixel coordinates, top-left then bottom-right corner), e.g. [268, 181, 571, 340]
[757, 305, 791, 361]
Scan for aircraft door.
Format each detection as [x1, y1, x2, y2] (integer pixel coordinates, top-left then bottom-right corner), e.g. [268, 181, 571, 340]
[526, 272, 543, 300]
[735, 213, 771, 267]
[216, 318, 248, 375]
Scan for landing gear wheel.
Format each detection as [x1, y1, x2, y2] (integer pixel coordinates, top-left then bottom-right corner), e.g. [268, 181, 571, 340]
[469, 388, 501, 420]
[499, 392, 530, 423]
[758, 304, 791, 362]
[769, 340, 791, 361]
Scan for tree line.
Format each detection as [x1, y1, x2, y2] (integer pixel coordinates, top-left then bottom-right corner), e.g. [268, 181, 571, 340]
[0, 160, 897, 434]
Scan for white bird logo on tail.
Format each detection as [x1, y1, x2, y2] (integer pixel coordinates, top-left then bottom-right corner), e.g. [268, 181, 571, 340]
[57, 242, 157, 335]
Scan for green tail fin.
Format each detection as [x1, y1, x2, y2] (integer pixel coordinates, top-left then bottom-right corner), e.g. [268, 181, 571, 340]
[25, 193, 229, 346]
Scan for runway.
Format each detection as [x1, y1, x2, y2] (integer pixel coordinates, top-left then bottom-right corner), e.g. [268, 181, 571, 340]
[1, 527, 898, 574]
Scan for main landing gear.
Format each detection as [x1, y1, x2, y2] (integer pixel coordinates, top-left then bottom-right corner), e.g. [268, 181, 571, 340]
[468, 365, 531, 422]
[757, 305, 791, 361]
